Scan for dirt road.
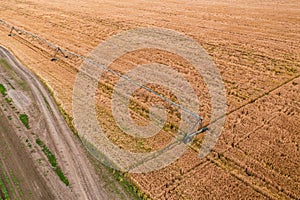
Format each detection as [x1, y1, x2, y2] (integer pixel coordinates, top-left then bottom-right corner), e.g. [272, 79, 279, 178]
[0, 46, 134, 200]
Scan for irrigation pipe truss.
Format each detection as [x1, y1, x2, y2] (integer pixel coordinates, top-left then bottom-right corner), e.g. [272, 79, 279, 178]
[0, 19, 207, 144]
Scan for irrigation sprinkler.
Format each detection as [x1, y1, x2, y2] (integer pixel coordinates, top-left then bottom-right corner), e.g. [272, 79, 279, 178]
[8, 26, 15, 36]
[51, 47, 68, 61]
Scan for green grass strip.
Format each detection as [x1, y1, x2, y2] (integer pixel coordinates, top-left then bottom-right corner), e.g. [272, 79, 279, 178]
[0, 84, 6, 96]
[36, 138, 69, 186]
[19, 114, 29, 129]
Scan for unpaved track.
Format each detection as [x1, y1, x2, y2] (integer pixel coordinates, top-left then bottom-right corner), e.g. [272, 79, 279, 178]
[0, 45, 109, 200]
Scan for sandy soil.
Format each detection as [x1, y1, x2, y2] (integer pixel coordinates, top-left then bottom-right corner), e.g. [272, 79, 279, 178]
[0, 0, 299, 199]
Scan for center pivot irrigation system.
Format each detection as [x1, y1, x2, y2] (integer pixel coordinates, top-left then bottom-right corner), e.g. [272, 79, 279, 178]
[0, 19, 208, 146]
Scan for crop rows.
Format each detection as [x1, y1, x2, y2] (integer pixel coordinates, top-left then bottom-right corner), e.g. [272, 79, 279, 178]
[0, 0, 299, 198]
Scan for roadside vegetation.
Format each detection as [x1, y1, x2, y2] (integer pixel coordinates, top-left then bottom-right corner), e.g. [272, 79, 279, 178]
[0, 84, 6, 96]
[4, 98, 12, 105]
[19, 114, 29, 129]
[36, 138, 69, 186]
